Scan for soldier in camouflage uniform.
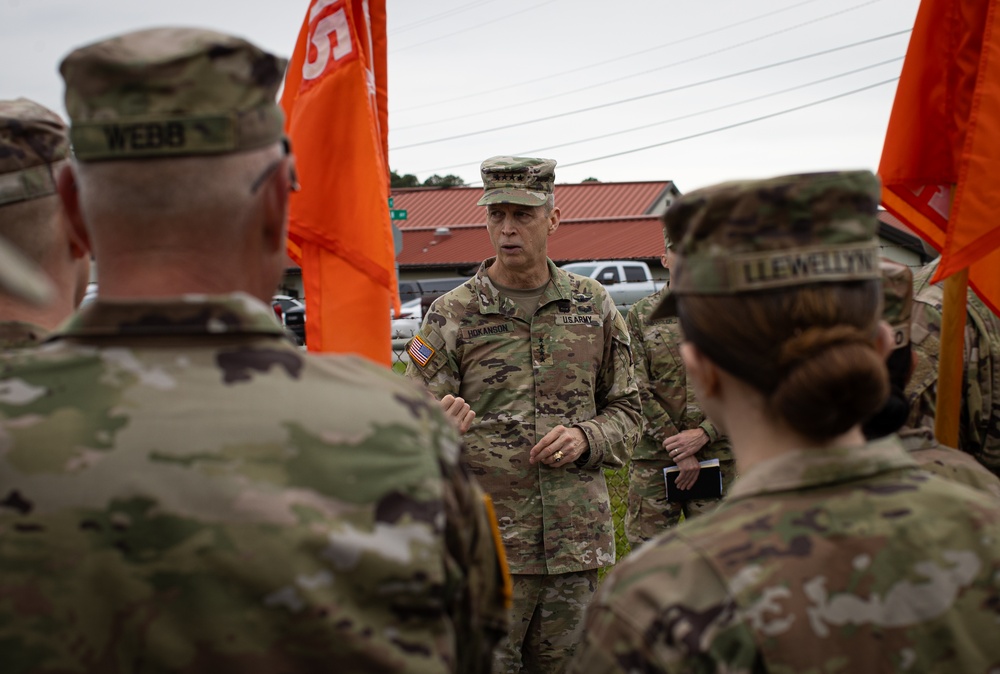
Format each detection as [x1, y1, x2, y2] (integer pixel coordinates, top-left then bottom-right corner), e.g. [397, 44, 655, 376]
[567, 171, 1000, 673]
[624, 229, 734, 546]
[865, 259, 1000, 499]
[0, 98, 90, 349]
[406, 156, 642, 673]
[0, 28, 508, 673]
[904, 256, 1000, 477]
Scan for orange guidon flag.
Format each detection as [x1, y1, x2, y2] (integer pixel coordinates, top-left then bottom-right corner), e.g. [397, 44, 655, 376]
[280, 0, 396, 364]
[878, 0, 1000, 315]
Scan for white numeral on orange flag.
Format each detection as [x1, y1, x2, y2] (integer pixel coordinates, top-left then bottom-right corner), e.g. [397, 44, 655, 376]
[304, 2, 353, 81]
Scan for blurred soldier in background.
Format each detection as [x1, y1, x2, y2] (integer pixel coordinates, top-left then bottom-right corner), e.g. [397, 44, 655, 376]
[0, 27, 507, 673]
[865, 258, 1000, 498]
[624, 227, 734, 547]
[905, 255, 1000, 477]
[0, 98, 89, 348]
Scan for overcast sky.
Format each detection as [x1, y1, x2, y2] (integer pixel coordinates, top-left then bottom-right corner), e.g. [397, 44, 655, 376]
[2, 0, 919, 193]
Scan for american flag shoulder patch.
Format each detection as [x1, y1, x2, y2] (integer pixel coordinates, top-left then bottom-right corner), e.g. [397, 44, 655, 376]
[408, 335, 435, 367]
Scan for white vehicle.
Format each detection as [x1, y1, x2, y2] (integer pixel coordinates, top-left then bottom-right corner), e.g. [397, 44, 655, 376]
[561, 260, 666, 312]
[391, 298, 424, 355]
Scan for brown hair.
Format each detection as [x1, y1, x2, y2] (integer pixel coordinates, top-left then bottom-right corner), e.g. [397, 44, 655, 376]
[677, 280, 888, 442]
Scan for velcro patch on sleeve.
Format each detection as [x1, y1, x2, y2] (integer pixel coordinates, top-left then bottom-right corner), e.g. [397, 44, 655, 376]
[407, 334, 436, 367]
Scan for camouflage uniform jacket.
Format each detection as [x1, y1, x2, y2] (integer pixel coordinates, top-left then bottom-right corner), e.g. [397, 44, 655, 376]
[568, 436, 1000, 674]
[0, 294, 508, 674]
[899, 426, 1000, 500]
[0, 320, 48, 350]
[906, 258, 1000, 476]
[406, 258, 642, 574]
[624, 288, 730, 464]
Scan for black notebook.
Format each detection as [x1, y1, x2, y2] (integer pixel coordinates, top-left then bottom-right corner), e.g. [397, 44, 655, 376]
[663, 458, 723, 502]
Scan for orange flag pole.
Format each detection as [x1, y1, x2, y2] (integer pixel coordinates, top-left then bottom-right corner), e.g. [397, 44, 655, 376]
[280, 0, 396, 366]
[935, 269, 968, 447]
[879, 0, 1000, 449]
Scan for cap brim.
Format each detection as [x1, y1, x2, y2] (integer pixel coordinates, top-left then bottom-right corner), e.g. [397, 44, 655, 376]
[0, 237, 54, 306]
[476, 187, 549, 207]
[650, 291, 678, 320]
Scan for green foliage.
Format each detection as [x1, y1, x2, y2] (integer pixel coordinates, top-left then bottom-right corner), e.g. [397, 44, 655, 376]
[391, 170, 466, 188]
[390, 170, 420, 187]
[600, 463, 631, 580]
[422, 174, 465, 187]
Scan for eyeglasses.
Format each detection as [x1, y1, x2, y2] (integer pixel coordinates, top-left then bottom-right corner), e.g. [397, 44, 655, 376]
[249, 137, 300, 195]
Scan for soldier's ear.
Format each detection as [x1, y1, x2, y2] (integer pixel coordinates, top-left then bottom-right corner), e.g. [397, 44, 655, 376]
[259, 156, 292, 254]
[56, 164, 92, 256]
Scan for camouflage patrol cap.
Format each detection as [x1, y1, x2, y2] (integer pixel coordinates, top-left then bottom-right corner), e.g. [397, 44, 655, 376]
[880, 258, 913, 349]
[652, 170, 881, 319]
[0, 98, 69, 207]
[477, 156, 556, 207]
[59, 27, 287, 162]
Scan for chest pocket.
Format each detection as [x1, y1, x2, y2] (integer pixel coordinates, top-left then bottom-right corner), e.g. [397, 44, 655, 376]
[548, 313, 604, 368]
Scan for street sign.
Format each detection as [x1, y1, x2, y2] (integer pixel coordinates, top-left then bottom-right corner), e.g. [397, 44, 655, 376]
[388, 197, 394, 208]
[390, 209, 408, 220]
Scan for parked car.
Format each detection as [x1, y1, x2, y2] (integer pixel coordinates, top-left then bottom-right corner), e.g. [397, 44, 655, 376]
[271, 294, 303, 324]
[397, 276, 469, 304]
[391, 297, 430, 354]
[80, 282, 99, 307]
[560, 260, 665, 312]
[271, 295, 306, 345]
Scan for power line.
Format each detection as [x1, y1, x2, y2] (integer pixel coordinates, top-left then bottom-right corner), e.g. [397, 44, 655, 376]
[394, 0, 887, 130]
[412, 56, 903, 174]
[425, 78, 900, 187]
[556, 78, 899, 171]
[389, 1, 494, 36]
[392, 0, 559, 53]
[393, 0, 830, 113]
[391, 30, 910, 151]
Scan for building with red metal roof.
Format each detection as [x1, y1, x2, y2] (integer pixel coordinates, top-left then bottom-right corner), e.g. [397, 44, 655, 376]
[275, 179, 936, 298]
[392, 180, 680, 277]
[388, 179, 933, 281]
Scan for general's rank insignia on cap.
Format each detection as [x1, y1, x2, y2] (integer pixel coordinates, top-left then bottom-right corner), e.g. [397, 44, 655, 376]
[407, 335, 435, 367]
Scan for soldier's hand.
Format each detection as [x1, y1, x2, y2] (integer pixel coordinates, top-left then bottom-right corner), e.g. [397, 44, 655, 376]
[662, 428, 709, 463]
[674, 455, 701, 490]
[529, 425, 588, 467]
[439, 394, 475, 434]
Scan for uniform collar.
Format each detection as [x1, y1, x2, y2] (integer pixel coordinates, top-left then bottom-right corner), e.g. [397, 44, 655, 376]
[472, 258, 572, 316]
[48, 293, 286, 340]
[726, 435, 917, 501]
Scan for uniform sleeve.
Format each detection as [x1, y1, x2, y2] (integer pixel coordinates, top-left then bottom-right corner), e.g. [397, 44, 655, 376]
[440, 451, 511, 672]
[905, 298, 942, 436]
[404, 307, 461, 399]
[575, 302, 643, 470]
[626, 303, 678, 446]
[699, 420, 721, 443]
